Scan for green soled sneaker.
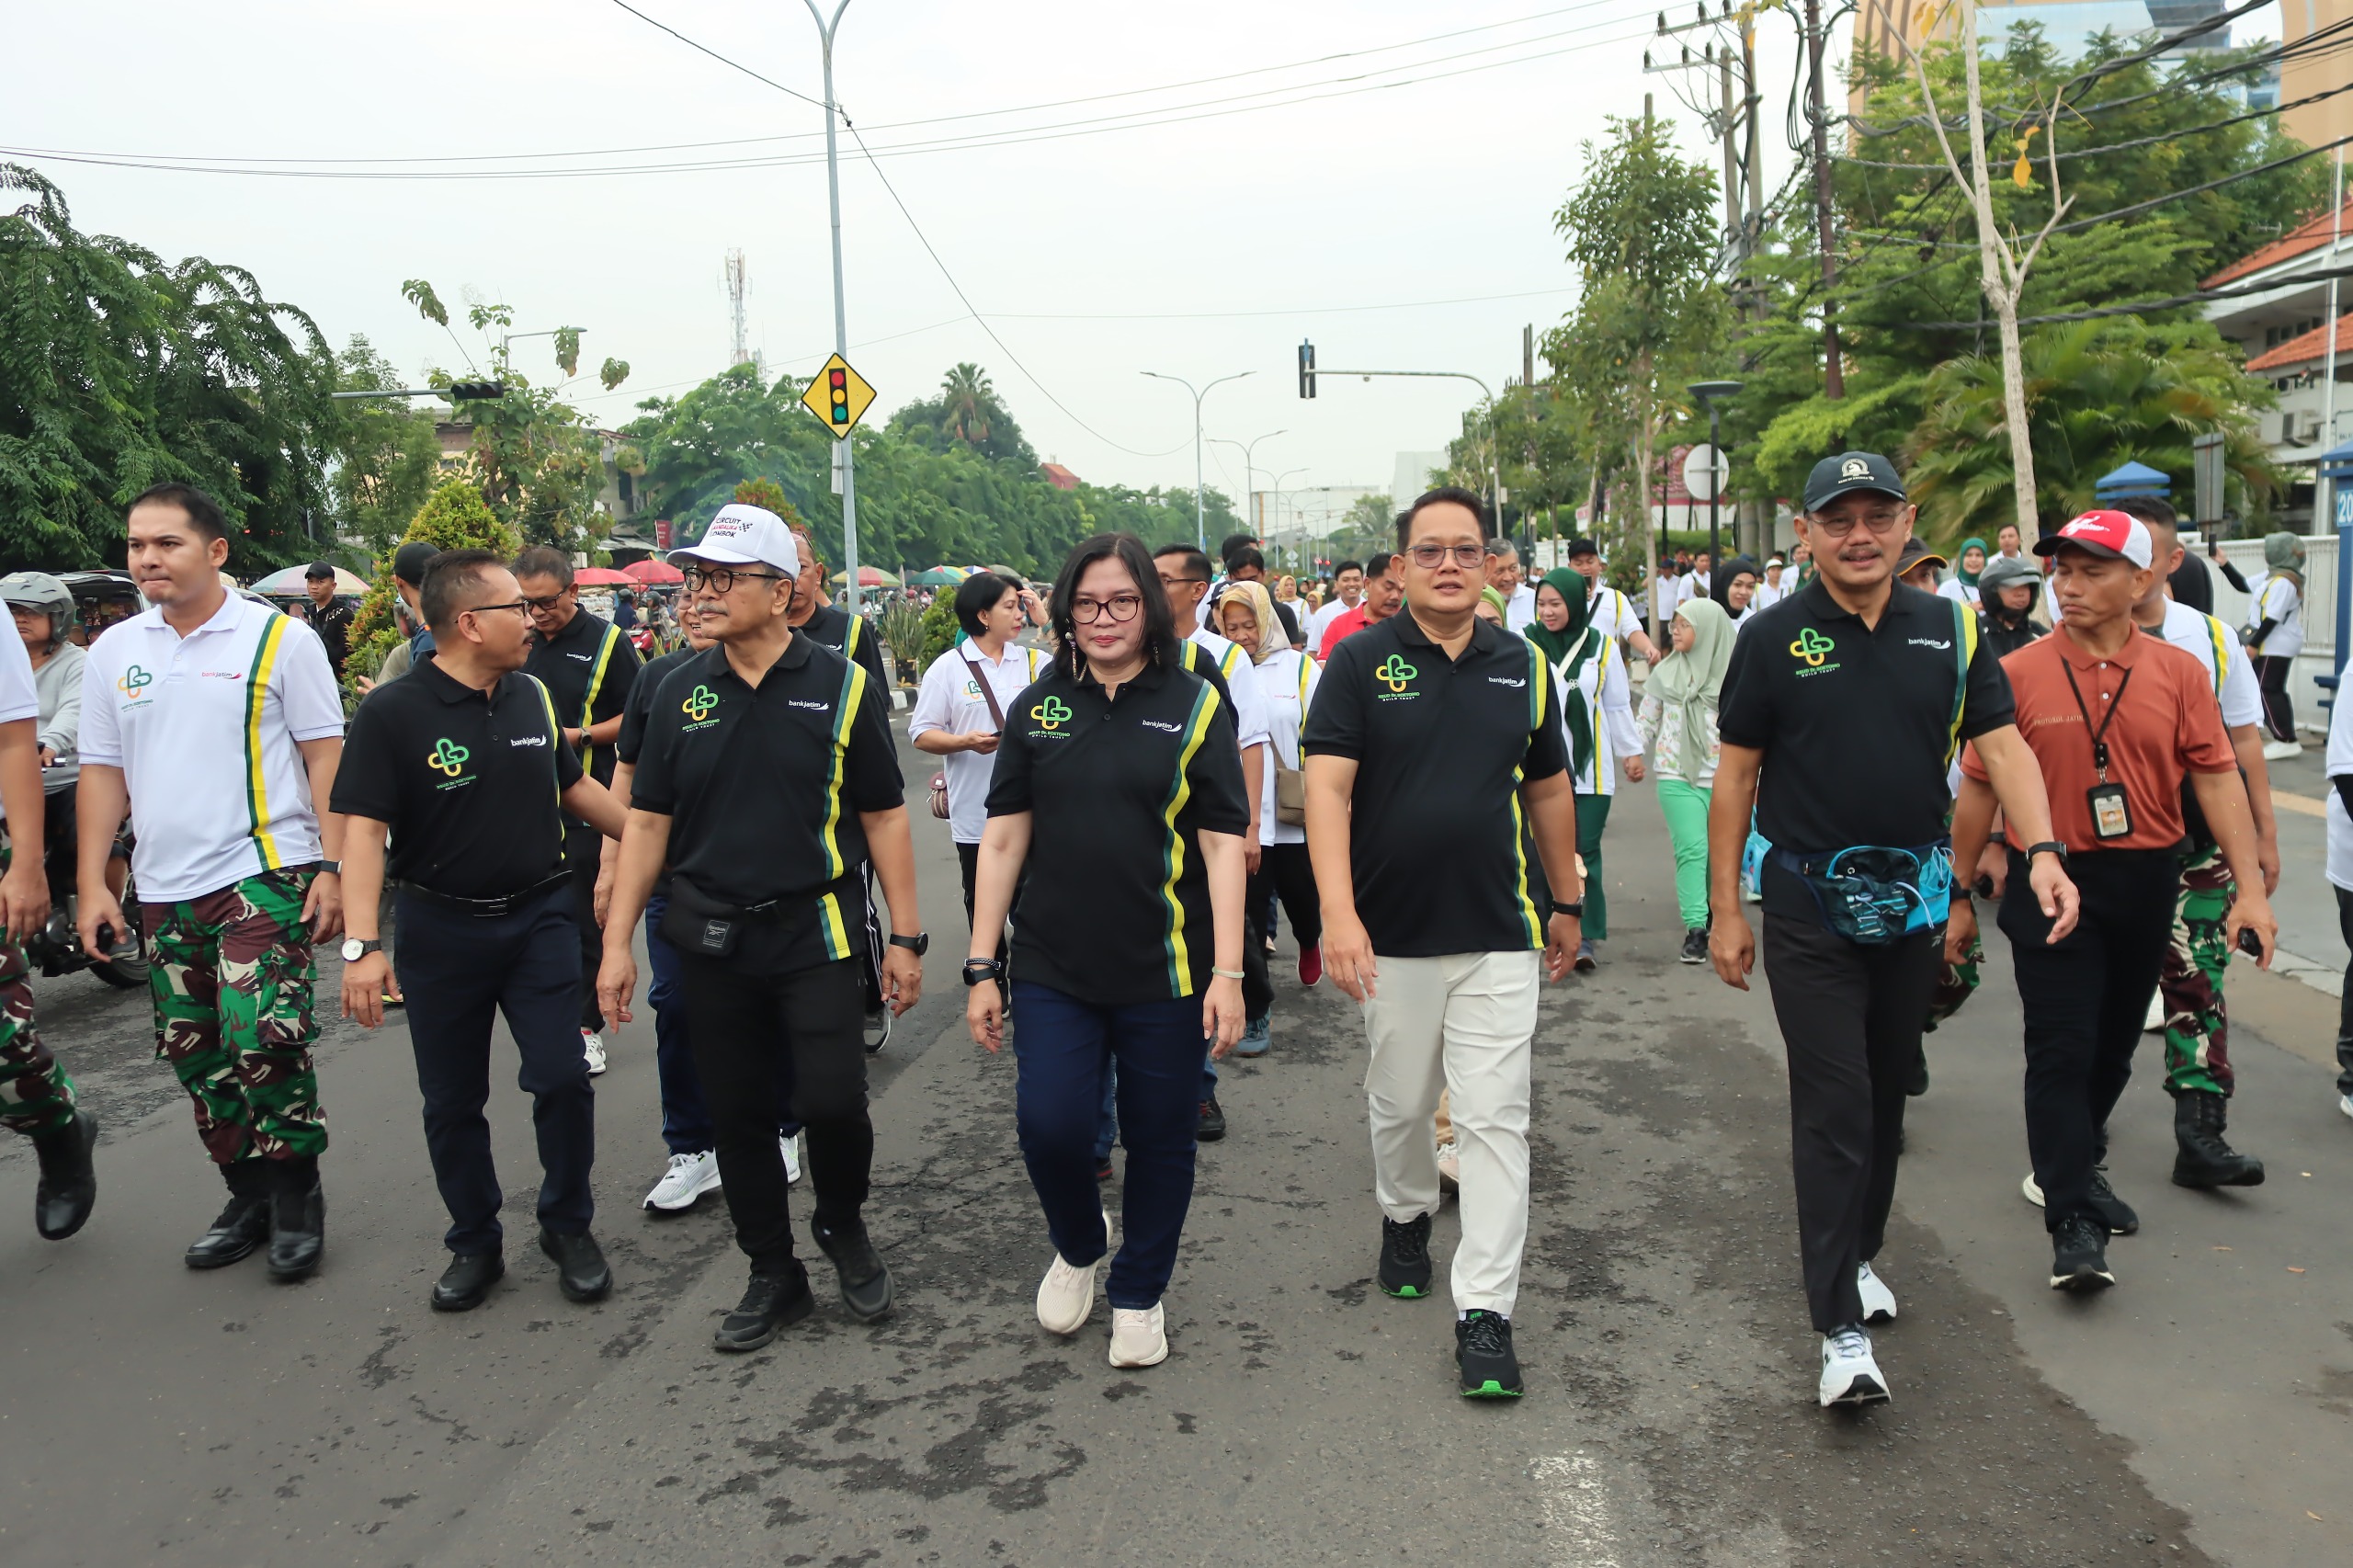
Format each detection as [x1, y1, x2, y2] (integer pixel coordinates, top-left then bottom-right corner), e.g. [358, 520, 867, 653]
[1456, 1310, 1524, 1398]
[1378, 1212, 1432, 1299]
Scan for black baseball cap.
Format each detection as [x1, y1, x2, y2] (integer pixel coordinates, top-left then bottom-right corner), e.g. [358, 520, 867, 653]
[303, 561, 335, 581]
[1894, 536, 1947, 575]
[1802, 451, 1906, 513]
[392, 541, 440, 587]
[1564, 537, 1600, 559]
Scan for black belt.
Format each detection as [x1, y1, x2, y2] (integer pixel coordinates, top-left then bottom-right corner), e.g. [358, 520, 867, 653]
[400, 869, 573, 918]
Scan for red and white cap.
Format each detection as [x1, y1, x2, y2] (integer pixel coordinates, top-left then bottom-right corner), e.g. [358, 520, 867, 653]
[2034, 510, 2153, 569]
[670, 504, 801, 576]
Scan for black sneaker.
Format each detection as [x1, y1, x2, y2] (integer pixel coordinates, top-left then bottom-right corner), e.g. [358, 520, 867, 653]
[1378, 1212, 1433, 1299]
[713, 1261, 815, 1352]
[1679, 928, 1709, 964]
[2049, 1216, 2116, 1292]
[1197, 1096, 1226, 1142]
[1456, 1310, 1524, 1397]
[2086, 1165, 2139, 1235]
[812, 1217, 894, 1322]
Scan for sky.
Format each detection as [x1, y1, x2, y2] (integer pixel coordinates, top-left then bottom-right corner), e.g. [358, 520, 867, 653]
[6, 1, 2279, 511]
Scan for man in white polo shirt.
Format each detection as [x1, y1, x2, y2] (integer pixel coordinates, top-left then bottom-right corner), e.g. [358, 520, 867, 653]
[77, 482, 348, 1281]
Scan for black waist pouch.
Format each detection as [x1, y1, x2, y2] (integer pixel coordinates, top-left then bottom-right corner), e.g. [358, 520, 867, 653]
[660, 875, 798, 959]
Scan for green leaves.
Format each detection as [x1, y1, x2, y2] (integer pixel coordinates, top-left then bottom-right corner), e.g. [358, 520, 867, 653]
[402, 278, 448, 327]
[598, 357, 630, 392]
[553, 327, 582, 377]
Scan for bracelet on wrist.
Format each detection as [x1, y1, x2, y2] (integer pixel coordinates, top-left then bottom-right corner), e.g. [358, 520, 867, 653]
[1211, 966, 1245, 981]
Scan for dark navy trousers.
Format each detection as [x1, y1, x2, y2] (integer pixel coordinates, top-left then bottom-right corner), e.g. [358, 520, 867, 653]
[646, 892, 799, 1158]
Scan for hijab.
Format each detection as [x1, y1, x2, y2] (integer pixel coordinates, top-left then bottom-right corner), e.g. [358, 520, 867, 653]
[1711, 554, 1762, 618]
[1478, 585, 1510, 623]
[1957, 537, 1987, 587]
[2263, 531, 2305, 594]
[1217, 578, 1288, 664]
[1523, 569, 1599, 781]
[1651, 597, 1733, 776]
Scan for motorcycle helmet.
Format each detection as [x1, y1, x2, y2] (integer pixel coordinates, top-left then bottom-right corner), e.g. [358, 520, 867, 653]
[0, 571, 78, 648]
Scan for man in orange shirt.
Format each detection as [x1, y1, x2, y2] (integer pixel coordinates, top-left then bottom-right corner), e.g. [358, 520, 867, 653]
[1316, 551, 1404, 659]
[1952, 511, 2278, 1294]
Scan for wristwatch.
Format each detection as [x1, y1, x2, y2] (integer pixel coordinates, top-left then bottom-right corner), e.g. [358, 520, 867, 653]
[340, 937, 382, 962]
[1553, 900, 1585, 919]
[889, 931, 930, 956]
[2024, 841, 2068, 864]
[316, 860, 341, 875]
[961, 958, 1005, 986]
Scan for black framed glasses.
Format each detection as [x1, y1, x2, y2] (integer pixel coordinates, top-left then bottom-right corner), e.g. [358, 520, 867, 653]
[521, 592, 572, 611]
[1069, 593, 1143, 623]
[1404, 542, 1487, 570]
[680, 564, 787, 594]
[460, 599, 529, 619]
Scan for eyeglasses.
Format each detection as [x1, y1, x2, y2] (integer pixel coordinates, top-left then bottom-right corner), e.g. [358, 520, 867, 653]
[1069, 594, 1143, 623]
[1809, 508, 1909, 538]
[460, 600, 529, 619]
[1404, 542, 1488, 570]
[680, 564, 787, 594]
[521, 592, 572, 611]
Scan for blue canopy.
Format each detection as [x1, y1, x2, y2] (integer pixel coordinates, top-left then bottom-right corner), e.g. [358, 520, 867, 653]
[2093, 460, 2170, 498]
[2317, 439, 2353, 481]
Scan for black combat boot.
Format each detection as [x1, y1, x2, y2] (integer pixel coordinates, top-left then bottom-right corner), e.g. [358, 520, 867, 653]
[2171, 1090, 2265, 1188]
[31, 1108, 97, 1240]
[186, 1158, 273, 1268]
[266, 1156, 324, 1281]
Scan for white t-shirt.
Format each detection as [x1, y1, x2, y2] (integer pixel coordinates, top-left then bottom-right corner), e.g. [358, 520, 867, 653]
[1546, 632, 1639, 796]
[0, 631, 40, 727]
[1677, 571, 1712, 606]
[1504, 582, 1538, 632]
[2329, 673, 2353, 892]
[81, 594, 344, 902]
[1588, 585, 1645, 647]
[2248, 574, 2303, 658]
[1307, 596, 1358, 648]
[1246, 648, 1319, 846]
[1938, 578, 1982, 608]
[1187, 626, 1272, 752]
[2157, 599, 2263, 730]
[1751, 577, 1787, 612]
[907, 641, 1051, 845]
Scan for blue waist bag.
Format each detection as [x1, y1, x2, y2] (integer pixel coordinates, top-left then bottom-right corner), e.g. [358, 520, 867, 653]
[1768, 842, 1952, 947]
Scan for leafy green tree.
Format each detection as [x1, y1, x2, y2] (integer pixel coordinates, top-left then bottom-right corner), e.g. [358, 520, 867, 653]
[327, 335, 443, 558]
[886, 362, 1038, 467]
[1, 164, 335, 572]
[344, 479, 520, 696]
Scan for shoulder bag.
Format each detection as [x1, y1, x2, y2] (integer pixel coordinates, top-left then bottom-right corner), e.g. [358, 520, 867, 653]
[1273, 652, 1313, 826]
[929, 649, 1013, 819]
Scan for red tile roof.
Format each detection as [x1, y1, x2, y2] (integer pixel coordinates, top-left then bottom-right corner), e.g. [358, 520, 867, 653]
[2203, 196, 2353, 289]
[1040, 462, 1081, 491]
[2245, 312, 2353, 372]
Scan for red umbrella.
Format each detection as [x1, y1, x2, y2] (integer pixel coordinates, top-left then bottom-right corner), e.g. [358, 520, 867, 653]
[573, 566, 633, 585]
[622, 558, 683, 584]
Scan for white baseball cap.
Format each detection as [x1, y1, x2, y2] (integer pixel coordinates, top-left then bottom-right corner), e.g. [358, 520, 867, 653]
[670, 504, 802, 577]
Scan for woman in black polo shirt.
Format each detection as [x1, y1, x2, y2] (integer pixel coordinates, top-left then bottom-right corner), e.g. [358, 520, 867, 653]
[966, 533, 1249, 1372]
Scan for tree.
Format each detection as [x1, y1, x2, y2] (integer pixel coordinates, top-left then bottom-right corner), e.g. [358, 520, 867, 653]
[326, 335, 443, 558]
[733, 475, 803, 526]
[885, 362, 1038, 468]
[1, 164, 335, 572]
[1545, 118, 1729, 613]
[343, 479, 520, 697]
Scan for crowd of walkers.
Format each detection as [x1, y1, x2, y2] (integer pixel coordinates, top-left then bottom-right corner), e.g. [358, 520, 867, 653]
[0, 460, 2331, 1412]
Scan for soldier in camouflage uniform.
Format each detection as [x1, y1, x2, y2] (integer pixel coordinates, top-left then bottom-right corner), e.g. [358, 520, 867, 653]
[76, 483, 347, 1279]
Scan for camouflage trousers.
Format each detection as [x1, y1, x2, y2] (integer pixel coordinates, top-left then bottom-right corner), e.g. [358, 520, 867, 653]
[0, 938, 75, 1138]
[1926, 936, 1984, 1033]
[142, 869, 327, 1164]
[2159, 846, 2235, 1098]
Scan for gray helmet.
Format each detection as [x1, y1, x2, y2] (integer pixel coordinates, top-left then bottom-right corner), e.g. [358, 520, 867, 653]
[0, 571, 76, 640]
[1977, 553, 2040, 608]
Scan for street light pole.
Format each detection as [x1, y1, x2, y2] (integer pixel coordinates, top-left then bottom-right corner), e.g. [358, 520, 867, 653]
[1207, 430, 1286, 539]
[1143, 370, 1254, 551]
[1308, 364, 1501, 527]
[803, 0, 861, 613]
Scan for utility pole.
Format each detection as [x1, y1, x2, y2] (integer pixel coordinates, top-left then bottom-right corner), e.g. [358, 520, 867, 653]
[1143, 370, 1254, 551]
[1804, 0, 1844, 397]
[802, 0, 862, 612]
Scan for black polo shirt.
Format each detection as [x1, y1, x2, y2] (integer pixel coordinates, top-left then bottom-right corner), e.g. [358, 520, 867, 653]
[614, 645, 700, 902]
[523, 607, 641, 795]
[1717, 577, 2015, 918]
[331, 654, 584, 898]
[631, 633, 902, 972]
[799, 602, 890, 694]
[984, 656, 1249, 1006]
[1301, 613, 1568, 957]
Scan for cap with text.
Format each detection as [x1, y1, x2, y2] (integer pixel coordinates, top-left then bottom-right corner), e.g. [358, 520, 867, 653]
[2033, 509, 2152, 569]
[670, 504, 802, 577]
[1802, 450, 1906, 512]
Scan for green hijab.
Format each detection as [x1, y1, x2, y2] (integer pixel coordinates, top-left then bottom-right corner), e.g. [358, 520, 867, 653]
[1479, 585, 1510, 622]
[1957, 537, 1987, 587]
[1524, 569, 1599, 781]
[2264, 530, 2305, 593]
[1651, 597, 1733, 775]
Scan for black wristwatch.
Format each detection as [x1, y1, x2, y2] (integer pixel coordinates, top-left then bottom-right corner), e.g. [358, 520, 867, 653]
[1553, 899, 1585, 919]
[2024, 841, 2068, 865]
[889, 931, 930, 956]
[961, 958, 1005, 986]
[316, 859, 341, 875]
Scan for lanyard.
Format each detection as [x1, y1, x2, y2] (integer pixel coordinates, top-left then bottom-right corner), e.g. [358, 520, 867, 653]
[2058, 654, 2133, 781]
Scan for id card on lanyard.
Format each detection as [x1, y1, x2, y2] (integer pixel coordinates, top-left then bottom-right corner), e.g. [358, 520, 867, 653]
[2060, 655, 2135, 840]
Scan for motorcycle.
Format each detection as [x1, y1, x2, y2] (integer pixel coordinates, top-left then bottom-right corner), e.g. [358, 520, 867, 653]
[3, 815, 147, 991]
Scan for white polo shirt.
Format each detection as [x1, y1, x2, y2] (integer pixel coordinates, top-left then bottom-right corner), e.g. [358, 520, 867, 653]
[81, 593, 345, 902]
[2156, 598, 2263, 730]
[1187, 625, 1273, 753]
[1504, 582, 1538, 632]
[1588, 584, 1644, 645]
[0, 631, 40, 728]
[908, 640, 1052, 845]
[1306, 595, 1358, 648]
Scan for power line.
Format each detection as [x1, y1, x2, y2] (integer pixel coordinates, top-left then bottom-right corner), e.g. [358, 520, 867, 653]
[1899, 260, 2353, 329]
[603, 0, 829, 113]
[1836, 77, 2353, 170]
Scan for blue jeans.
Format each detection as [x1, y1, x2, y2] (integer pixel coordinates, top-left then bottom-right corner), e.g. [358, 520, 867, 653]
[646, 892, 798, 1156]
[1010, 981, 1206, 1309]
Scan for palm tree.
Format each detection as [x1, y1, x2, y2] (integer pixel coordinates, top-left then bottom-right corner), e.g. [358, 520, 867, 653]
[941, 362, 996, 449]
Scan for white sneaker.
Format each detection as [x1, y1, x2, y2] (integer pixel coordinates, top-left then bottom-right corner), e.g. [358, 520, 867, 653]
[2022, 1171, 2045, 1208]
[2340, 1093, 2353, 1121]
[780, 1132, 802, 1185]
[1819, 1325, 1889, 1407]
[1436, 1142, 1461, 1194]
[1857, 1261, 1898, 1324]
[1036, 1253, 1097, 1335]
[2143, 990, 2165, 1034]
[643, 1150, 719, 1211]
[1109, 1302, 1169, 1369]
[2261, 738, 2302, 761]
[582, 1031, 607, 1076]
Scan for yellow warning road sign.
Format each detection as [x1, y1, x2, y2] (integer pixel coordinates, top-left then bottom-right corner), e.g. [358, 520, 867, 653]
[801, 353, 875, 439]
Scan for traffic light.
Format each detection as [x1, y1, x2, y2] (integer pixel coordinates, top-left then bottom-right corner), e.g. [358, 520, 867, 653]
[828, 366, 849, 427]
[447, 381, 506, 402]
[1297, 339, 1316, 400]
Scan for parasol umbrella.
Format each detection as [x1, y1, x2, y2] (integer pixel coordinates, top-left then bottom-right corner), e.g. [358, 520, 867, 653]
[902, 566, 966, 587]
[830, 566, 900, 588]
[247, 564, 369, 597]
[572, 566, 634, 585]
[622, 558, 684, 585]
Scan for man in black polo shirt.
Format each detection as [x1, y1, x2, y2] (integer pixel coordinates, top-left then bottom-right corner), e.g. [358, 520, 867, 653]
[516, 544, 641, 1075]
[1710, 451, 2078, 1410]
[1303, 485, 1584, 1400]
[334, 551, 630, 1312]
[301, 562, 355, 677]
[597, 505, 926, 1353]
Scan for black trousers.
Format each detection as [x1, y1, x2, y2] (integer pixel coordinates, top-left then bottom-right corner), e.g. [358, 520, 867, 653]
[676, 921, 870, 1267]
[2335, 886, 2353, 1098]
[1241, 842, 1321, 1021]
[1761, 908, 1940, 1333]
[393, 884, 593, 1255]
[563, 821, 605, 1035]
[2256, 653, 2296, 744]
[1998, 847, 2177, 1233]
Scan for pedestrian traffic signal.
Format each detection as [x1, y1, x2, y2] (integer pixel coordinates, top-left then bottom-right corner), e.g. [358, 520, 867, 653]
[1298, 339, 1316, 400]
[446, 381, 506, 402]
[799, 353, 876, 439]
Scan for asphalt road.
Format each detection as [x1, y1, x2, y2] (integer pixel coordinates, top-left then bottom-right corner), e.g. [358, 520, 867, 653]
[3, 718, 2349, 1567]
